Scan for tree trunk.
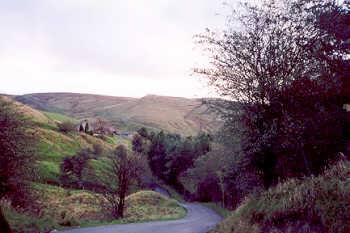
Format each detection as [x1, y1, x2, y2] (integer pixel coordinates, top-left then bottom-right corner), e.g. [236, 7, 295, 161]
[302, 150, 312, 176]
[0, 206, 12, 233]
[117, 195, 125, 218]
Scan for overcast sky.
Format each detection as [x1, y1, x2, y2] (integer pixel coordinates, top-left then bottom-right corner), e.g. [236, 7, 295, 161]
[0, 0, 240, 98]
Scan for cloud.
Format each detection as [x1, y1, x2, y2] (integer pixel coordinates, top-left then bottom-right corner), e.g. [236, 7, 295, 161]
[0, 0, 239, 97]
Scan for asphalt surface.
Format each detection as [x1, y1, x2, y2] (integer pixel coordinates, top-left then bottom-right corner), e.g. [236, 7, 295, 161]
[59, 203, 222, 233]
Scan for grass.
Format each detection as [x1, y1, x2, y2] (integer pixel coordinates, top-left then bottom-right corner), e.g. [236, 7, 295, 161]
[202, 203, 231, 218]
[124, 191, 186, 222]
[114, 135, 132, 149]
[211, 158, 350, 233]
[4, 186, 186, 233]
[104, 135, 117, 145]
[34, 123, 115, 184]
[4, 99, 188, 233]
[42, 111, 79, 124]
[37, 161, 61, 183]
[156, 181, 185, 202]
[3, 205, 60, 233]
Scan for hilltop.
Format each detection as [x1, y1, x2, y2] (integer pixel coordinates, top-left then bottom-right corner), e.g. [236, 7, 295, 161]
[14, 93, 222, 135]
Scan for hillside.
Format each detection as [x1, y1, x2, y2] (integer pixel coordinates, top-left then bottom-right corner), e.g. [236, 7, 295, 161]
[14, 93, 222, 135]
[211, 158, 350, 233]
[0, 96, 186, 232]
[0, 96, 116, 185]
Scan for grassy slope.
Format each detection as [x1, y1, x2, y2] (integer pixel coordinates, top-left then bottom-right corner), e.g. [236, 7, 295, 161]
[1, 99, 186, 233]
[35, 128, 115, 184]
[211, 159, 350, 233]
[5, 186, 185, 233]
[202, 203, 231, 218]
[42, 111, 79, 124]
[15, 93, 222, 135]
[33, 111, 115, 184]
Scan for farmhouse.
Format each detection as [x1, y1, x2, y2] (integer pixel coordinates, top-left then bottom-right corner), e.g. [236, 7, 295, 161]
[78, 119, 118, 136]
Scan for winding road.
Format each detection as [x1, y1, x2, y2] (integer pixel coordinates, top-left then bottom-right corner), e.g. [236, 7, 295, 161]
[59, 203, 222, 233]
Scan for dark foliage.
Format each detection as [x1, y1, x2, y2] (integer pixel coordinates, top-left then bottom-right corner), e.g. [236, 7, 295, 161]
[132, 133, 148, 154]
[196, 0, 349, 190]
[0, 98, 36, 233]
[57, 121, 76, 134]
[60, 148, 92, 188]
[139, 128, 212, 194]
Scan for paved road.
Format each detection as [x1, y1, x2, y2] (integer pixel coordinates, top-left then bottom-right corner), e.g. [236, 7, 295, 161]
[59, 203, 222, 233]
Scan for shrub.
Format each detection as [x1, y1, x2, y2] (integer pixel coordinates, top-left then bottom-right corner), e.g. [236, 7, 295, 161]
[0, 97, 36, 233]
[58, 121, 76, 133]
[92, 143, 103, 157]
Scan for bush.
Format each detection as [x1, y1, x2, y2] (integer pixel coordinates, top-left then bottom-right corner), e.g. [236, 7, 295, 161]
[58, 121, 76, 133]
[0, 97, 36, 232]
[92, 143, 103, 157]
[58, 211, 79, 227]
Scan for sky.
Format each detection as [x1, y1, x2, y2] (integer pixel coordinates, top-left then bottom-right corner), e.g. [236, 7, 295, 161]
[0, 0, 240, 98]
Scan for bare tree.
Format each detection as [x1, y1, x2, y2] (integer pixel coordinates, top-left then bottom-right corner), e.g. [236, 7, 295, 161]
[94, 118, 108, 135]
[101, 145, 143, 219]
[195, 0, 348, 187]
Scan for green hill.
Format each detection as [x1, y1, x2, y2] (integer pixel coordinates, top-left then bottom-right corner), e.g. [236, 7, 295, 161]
[14, 93, 222, 135]
[5, 186, 185, 233]
[1, 96, 116, 185]
[1, 97, 185, 233]
[211, 158, 350, 233]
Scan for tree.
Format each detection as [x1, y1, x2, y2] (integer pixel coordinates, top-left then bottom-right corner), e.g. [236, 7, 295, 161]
[0, 98, 36, 233]
[84, 122, 90, 134]
[147, 130, 213, 194]
[94, 118, 108, 134]
[60, 148, 91, 188]
[137, 127, 149, 139]
[194, 133, 211, 155]
[148, 131, 167, 179]
[196, 0, 348, 187]
[58, 121, 76, 133]
[132, 133, 147, 153]
[102, 145, 143, 218]
[79, 124, 84, 132]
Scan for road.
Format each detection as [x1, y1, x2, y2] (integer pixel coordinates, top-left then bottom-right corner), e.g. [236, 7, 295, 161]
[59, 203, 222, 233]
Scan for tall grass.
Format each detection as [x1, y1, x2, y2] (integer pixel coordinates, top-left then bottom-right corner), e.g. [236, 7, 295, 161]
[212, 159, 350, 233]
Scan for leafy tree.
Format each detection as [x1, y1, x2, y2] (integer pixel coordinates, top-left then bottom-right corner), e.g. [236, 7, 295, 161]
[60, 148, 91, 188]
[137, 127, 149, 139]
[194, 133, 211, 156]
[148, 131, 167, 179]
[147, 130, 213, 194]
[58, 121, 76, 134]
[0, 98, 36, 233]
[132, 133, 149, 154]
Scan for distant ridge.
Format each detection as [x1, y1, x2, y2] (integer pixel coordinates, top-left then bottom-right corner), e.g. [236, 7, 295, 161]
[14, 92, 222, 135]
